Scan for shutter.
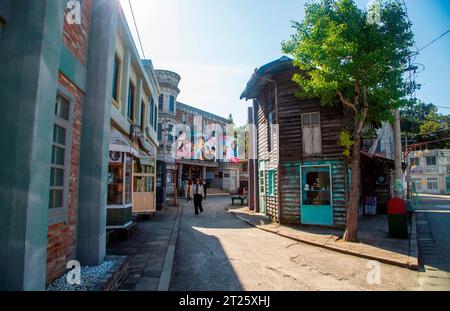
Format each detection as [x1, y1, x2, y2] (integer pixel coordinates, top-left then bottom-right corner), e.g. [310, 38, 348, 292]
[312, 124, 322, 155]
[303, 127, 313, 155]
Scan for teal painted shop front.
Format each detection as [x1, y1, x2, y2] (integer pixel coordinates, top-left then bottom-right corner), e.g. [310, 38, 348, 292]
[300, 164, 334, 226]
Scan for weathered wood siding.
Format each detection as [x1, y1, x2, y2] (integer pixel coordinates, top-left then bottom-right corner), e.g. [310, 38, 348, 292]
[256, 86, 278, 222]
[256, 69, 349, 227]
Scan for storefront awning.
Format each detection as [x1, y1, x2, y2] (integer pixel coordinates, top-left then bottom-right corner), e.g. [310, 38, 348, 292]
[109, 127, 139, 156]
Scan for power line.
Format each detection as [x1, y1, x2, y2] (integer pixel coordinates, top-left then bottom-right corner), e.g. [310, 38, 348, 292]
[417, 30, 450, 52]
[128, 0, 146, 60]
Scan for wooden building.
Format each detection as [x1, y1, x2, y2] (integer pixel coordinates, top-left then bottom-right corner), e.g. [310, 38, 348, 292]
[242, 57, 352, 227]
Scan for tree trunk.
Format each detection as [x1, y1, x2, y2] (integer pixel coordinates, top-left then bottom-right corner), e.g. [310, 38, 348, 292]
[343, 131, 361, 242]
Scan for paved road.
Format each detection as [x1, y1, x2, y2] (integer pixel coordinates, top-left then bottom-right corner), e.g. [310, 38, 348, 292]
[171, 196, 419, 291]
[415, 195, 450, 290]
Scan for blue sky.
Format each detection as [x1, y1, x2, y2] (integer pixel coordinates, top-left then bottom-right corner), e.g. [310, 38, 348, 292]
[121, 0, 450, 125]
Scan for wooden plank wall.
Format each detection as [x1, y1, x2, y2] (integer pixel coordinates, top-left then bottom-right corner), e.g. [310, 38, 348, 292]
[261, 69, 349, 226]
[256, 86, 279, 222]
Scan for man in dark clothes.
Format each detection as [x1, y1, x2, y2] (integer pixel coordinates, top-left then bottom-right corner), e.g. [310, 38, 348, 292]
[192, 178, 204, 215]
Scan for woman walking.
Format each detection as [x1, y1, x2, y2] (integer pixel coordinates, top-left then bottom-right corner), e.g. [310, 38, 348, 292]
[185, 179, 193, 202]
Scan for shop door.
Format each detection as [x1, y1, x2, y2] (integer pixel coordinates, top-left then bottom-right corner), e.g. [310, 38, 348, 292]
[300, 165, 333, 226]
[259, 160, 267, 214]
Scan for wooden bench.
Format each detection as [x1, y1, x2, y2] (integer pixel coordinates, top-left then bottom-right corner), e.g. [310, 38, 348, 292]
[232, 195, 248, 205]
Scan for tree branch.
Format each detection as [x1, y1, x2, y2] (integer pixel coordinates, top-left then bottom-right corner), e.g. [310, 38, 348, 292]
[356, 86, 369, 135]
[337, 91, 357, 114]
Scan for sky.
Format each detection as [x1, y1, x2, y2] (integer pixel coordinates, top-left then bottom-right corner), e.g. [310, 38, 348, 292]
[120, 0, 450, 126]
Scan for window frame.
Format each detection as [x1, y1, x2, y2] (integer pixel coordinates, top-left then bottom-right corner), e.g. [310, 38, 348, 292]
[427, 177, 439, 190]
[301, 112, 322, 156]
[267, 169, 276, 197]
[140, 100, 146, 131]
[48, 86, 74, 226]
[169, 95, 175, 112]
[426, 156, 437, 166]
[127, 80, 135, 122]
[112, 53, 121, 106]
[158, 94, 164, 110]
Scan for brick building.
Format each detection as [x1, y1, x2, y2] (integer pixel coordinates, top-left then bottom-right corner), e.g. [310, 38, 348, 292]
[0, 0, 118, 290]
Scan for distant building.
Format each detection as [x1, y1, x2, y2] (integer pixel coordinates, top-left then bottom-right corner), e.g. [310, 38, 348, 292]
[407, 149, 450, 195]
[154, 70, 243, 206]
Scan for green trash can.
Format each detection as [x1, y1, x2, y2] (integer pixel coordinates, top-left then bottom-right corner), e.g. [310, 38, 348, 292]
[387, 198, 408, 239]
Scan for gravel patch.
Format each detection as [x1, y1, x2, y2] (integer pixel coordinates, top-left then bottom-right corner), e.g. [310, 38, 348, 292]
[46, 260, 116, 291]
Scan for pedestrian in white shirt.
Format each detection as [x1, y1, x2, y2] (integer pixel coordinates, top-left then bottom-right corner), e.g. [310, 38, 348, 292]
[191, 178, 204, 215]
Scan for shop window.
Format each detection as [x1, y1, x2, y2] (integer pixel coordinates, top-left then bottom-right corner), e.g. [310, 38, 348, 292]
[426, 156, 437, 166]
[108, 162, 124, 205]
[427, 177, 438, 190]
[268, 170, 275, 196]
[124, 155, 132, 204]
[49, 94, 73, 224]
[302, 112, 322, 156]
[302, 168, 331, 206]
[127, 81, 135, 121]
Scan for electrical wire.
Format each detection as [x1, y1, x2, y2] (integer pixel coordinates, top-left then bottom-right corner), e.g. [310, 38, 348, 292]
[417, 30, 450, 53]
[128, 0, 146, 60]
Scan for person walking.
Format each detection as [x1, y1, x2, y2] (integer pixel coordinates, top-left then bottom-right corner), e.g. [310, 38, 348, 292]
[185, 179, 193, 202]
[192, 178, 204, 215]
[202, 179, 208, 199]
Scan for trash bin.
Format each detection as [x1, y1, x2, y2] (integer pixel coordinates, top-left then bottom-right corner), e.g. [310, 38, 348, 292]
[387, 198, 408, 239]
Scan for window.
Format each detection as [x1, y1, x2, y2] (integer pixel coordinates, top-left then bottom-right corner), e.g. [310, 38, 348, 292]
[127, 81, 135, 121]
[267, 170, 275, 196]
[159, 94, 163, 110]
[140, 101, 145, 130]
[427, 177, 439, 190]
[448, 166, 450, 174]
[158, 123, 162, 141]
[133, 162, 155, 193]
[168, 124, 174, 143]
[112, 54, 121, 103]
[410, 157, 420, 167]
[268, 112, 273, 152]
[446, 177, 450, 193]
[302, 167, 331, 206]
[169, 95, 175, 112]
[154, 106, 158, 131]
[302, 112, 322, 156]
[124, 155, 132, 204]
[108, 161, 124, 205]
[426, 156, 437, 166]
[411, 178, 422, 191]
[49, 95, 73, 221]
[149, 97, 154, 126]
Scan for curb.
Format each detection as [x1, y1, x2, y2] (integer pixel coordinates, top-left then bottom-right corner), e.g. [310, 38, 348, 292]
[226, 206, 418, 271]
[157, 204, 183, 291]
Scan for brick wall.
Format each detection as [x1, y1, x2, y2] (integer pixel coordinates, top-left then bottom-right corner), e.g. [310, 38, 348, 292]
[62, 0, 91, 65]
[46, 72, 84, 283]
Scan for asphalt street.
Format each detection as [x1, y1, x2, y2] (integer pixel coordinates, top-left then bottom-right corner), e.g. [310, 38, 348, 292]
[170, 196, 419, 291]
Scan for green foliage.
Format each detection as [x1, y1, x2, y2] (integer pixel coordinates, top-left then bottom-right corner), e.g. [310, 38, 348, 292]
[401, 100, 437, 134]
[338, 130, 354, 158]
[282, 0, 417, 126]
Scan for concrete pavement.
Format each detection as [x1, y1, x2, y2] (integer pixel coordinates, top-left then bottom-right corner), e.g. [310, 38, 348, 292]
[107, 204, 182, 291]
[171, 195, 419, 291]
[414, 195, 450, 291]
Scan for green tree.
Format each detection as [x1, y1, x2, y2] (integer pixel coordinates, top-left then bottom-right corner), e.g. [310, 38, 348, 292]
[401, 100, 437, 134]
[282, 0, 417, 242]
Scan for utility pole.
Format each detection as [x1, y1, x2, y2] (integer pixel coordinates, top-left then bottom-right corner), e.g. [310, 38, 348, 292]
[393, 65, 418, 198]
[393, 109, 403, 198]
